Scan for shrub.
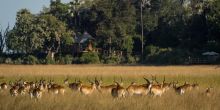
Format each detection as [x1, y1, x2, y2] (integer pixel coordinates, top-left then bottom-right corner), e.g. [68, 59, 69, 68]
[145, 45, 190, 64]
[5, 58, 13, 64]
[64, 55, 73, 64]
[24, 55, 38, 65]
[38, 59, 46, 64]
[121, 55, 136, 64]
[72, 57, 80, 64]
[58, 55, 73, 64]
[0, 57, 5, 64]
[79, 52, 100, 64]
[104, 55, 121, 64]
[126, 55, 136, 64]
[14, 58, 23, 64]
[46, 57, 56, 64]
[144, 45, 172, 64]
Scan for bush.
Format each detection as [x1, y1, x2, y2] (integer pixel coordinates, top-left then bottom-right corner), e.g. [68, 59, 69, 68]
[58, 55, 73, 64]
[46, 57, 56, 64]
[79, 52, 100, 64]
[64, 55, 73, 64]
[121, 55, 136, 64]
[0, 57, 5, 64]
[5, 58, 13, 64]
[14, 58, 23, 64]
[104, 55, 121, 64]
[24, 55, 38, 65]
[72, 57, 80, 64]
[144, 45, 190, 64]
[38, 59, 46, 64]
[126, 55, 136, 64]
[144, 45, 172, 64]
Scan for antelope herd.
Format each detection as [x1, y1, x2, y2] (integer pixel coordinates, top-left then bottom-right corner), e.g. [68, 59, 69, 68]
[0, 76, 214, 99]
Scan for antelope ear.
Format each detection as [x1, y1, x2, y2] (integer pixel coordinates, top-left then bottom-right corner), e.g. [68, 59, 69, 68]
[131, 82, 136, 85]
[120, 82, 124, 86]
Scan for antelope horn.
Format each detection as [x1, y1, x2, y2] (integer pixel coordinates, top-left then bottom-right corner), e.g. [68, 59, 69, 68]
[153, 76, 159, 84]
[101, 76, 103, 81]
[143, 77, 151, 84]
[163, 76, 165, 83]
[120, 76, 123, 83]
[113, 76, 116, 83]
[94, 77, 98, 83]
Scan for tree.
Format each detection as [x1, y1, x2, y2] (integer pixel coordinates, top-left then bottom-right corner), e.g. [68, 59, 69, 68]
[35, 14, 73, 59]
[0, 25, 9, 54]
[206, 0, 220, 52]
[49, 0, 70, 23]
[95, 0, 136, 54]
[6, 9, 36, 54]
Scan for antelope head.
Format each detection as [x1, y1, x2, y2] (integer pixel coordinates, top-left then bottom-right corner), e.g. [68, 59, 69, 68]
[64, 78, 69, 85]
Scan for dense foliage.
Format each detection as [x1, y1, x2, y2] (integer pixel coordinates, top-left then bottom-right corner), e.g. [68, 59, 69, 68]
[0, 0, 220, 64]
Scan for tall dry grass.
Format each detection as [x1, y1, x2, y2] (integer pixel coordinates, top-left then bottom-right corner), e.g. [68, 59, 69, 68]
[0, 65, 220, 110]
[0, 89, 219, 110]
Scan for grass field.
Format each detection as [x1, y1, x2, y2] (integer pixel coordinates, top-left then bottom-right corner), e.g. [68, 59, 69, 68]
[0, 65, 220, 110]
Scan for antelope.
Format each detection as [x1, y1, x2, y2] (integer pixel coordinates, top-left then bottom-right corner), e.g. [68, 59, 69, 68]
[80, 79, 96, 95]
[48, 83, 65, 95]
[18, 86, 27, 95]
[111, 77, 126, 98]
[205, 87, 213, 97]
[126, 78, 151, 96]
[30, 88, 43, 99]
[8, 80, 20, 96]
[173, 81, 194, 95]
[64, 78, 82, 91]
[17, 81, 32, 95]
[0, 82, 8, 90]
[192, 82, 199, 90]
[95, 77, 117, 94]
[149, 84, 165, 97]
[148, 76, 166, 97]
[161, 76, 172, 92]
[10, 85, 19, 96]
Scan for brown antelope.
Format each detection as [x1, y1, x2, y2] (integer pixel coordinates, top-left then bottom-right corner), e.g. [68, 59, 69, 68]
[161, 76, 172, 92]
[17, 81, 32, 95]
[95, 77, 117, 94]
[173, 81, 194, 95]
[204, 87, 213, 97]
[30, 88, 43, 99]
[111, 77, 126, 98]
[126, 78, 151, 96]
[64, 78, 82, 91]
[0, 82, 8, 90]
[10, 85, 19, 96]
[48, 83, 65, 95]
[8, 80, 20, 96]
[18, 86, 26, 95]
[80, 79, 96, 95]
[192, 82, 199, 90]
[148, 76, 166, 97]
[149, 84, 165, 97]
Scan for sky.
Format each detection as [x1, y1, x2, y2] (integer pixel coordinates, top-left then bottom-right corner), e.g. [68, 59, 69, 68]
[0, 0, 71, 30]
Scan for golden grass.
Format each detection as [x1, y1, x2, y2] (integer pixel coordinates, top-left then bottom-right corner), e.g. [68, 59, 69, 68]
[0, 65, 220, 110]
[0, 65, 219, 76]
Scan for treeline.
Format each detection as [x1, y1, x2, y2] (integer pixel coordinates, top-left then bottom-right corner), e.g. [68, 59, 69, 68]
[0, 0, 220, 64]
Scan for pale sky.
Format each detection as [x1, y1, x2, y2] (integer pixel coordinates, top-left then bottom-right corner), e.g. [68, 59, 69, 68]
[0, 0, 71, 30]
